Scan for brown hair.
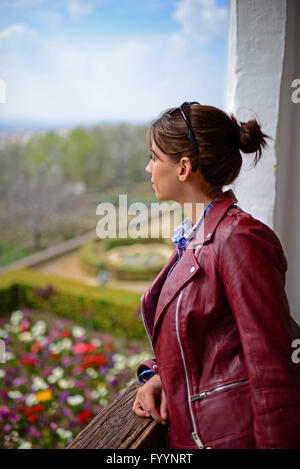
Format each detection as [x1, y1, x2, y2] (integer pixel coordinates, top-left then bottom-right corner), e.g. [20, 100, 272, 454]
[147, 104, 270, 189]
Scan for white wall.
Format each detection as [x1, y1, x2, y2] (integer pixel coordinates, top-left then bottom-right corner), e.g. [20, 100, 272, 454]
[274, 0, 300, 322]
[226, 0, 300, 322]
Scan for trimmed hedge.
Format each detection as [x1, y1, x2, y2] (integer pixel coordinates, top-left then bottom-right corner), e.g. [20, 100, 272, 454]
[103, 235, 166, 251]
[0, 269, 145, 340]
[80, 238, 170, 281]
[79, 242, 108, 276]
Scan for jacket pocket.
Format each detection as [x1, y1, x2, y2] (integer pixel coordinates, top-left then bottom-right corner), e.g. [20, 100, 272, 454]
[191, 379, 254, 444]
[191, 379, 249, 401]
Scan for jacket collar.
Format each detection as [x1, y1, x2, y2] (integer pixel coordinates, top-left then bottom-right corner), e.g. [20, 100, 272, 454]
[141, 189, 238, 343]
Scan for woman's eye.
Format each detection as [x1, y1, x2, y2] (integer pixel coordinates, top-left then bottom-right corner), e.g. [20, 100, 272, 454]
[149, 153, 155, 161]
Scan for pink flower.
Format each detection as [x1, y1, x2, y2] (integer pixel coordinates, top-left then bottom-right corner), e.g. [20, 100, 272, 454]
[72, 342, 88, 354]
[0, 406, 10, 419]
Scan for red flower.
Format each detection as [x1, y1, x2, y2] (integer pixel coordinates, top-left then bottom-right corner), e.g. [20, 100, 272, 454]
[20, 319, 30, 332]
[31, 404, 44, 413]
[77, 409, 92, 423]
[72, 342, 97, 354]
[28, 414, 38, 423]
[20, 354, 36, 366]
[31, 342, 43, 354]
[23, 405, 43, 422]
[81, 353, 106, 369]
[62, 329, 71, 338]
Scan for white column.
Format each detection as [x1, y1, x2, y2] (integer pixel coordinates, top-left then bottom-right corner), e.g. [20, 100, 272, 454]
[225, 0, 287, 228]
[226, 0, 300, 322]
[274, 0, 300, 322]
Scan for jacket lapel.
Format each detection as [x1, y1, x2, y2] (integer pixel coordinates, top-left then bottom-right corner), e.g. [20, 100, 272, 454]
[141, 189, 238, 342]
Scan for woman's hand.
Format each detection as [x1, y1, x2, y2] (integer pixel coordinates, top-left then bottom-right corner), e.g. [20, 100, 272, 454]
[132, 374, 168, 425]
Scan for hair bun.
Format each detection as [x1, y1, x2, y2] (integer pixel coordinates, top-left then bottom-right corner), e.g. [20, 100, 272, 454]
[238, 119, 269, 161]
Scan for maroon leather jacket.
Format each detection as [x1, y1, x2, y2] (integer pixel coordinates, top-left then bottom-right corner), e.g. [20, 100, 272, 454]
[137, 190, 300, 449]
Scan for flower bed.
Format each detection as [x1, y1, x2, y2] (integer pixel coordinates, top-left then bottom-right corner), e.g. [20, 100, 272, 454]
[0, 309, 151, 449]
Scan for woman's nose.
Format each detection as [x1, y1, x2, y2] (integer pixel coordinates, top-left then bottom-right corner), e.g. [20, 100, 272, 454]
[145, 162, 152, 174]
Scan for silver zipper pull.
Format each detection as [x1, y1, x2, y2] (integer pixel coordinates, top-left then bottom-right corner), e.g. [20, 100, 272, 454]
[192, 432, 204, 449]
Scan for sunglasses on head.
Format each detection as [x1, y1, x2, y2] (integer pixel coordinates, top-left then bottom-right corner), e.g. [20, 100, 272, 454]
[169, 101, 200, 159]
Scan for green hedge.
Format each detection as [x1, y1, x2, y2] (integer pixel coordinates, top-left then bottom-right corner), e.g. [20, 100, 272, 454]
[79, 242, 108, 276]
[0, 269, 145, 340]
[103, 235, 166, 251]
[80, 238, 170, 280]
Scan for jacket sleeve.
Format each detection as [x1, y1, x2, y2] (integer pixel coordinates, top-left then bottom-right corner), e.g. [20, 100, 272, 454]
[218, 213, 300, 449]
[137, 359, 158, 384]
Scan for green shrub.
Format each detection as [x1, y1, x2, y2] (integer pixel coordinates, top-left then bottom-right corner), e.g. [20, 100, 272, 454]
[103, 235, 166, 251]
[79, 242, 108, 276]
[0, 269, 145, 339]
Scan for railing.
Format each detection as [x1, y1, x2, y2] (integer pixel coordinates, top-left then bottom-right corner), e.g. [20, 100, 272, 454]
[67, 381, 168, 449]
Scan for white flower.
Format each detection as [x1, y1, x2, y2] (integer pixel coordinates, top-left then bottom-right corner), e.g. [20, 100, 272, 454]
[0, 328, 8, 339]
[99, 398, 109, 406]
[90, 338, 102, 347]
[0, 369, 6, 378]
[32, 377, 48, 391]
[112, 353, 127, 372]
[31, 320, 47, 338]
[56, 428, 72, 441]
[5, 351, 15, 361]
[112, 353, 126, 362]
[18, 332, 33, 342]
[47, 367, 64, 384]
[60, 338, 72, 350]
[127, 352, 152, 369]
[52, 367, 64, 377]
[72, 326, 86, 338]
[49, 343, 60, 355]
[8, 390, 22, 399]
[97, 386, 108, 397]
[86, 368, 98, 378]
[58, 378, 73, 390]
[25, 393, 38, 406]
[90, 390, 100, 400]
[10, 310, 24, 325]
[66, 394, 84, 406]
[18, 440, 32, 449]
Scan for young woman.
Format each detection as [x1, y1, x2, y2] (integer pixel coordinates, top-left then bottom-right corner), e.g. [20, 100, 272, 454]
[132, 102, 300, 449]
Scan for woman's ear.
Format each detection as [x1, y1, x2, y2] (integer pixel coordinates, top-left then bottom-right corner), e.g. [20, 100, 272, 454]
[178, 157, 193, 181]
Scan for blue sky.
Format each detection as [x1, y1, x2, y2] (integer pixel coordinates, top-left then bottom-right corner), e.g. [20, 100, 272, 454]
[0, 0, 229, 128]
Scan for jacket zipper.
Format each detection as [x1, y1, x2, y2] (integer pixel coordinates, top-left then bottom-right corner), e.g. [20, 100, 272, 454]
[175, 290, 205, 449]
[140, 293, 155, 353]
[191, 379, 249, 402]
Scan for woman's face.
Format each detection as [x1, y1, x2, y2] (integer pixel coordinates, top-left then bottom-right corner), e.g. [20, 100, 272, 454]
[145, 139, 181, 201]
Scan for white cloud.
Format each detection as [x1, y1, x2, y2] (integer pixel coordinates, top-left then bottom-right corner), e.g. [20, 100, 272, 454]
[173, 0, 228, 43]
[0, 23, 37, 40]
[65, 0, 108, 18]
[0, 1, 228, 125]
[65, 0, 94, 17]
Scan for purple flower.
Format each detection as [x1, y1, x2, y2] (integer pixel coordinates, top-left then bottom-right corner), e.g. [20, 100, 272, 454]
[3, 424, 11, 432]
[29, 426, 42, 438]
[43, 368, 53, 377]
[13, 376, 27, 387]
[106, 375, 119, 387]
[59, 391, 72, 403]
[61, 356, 73, 367]
[61, 407, 74, 419]
[10, 412, 20, 424]
[50, 423, 57, 432]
